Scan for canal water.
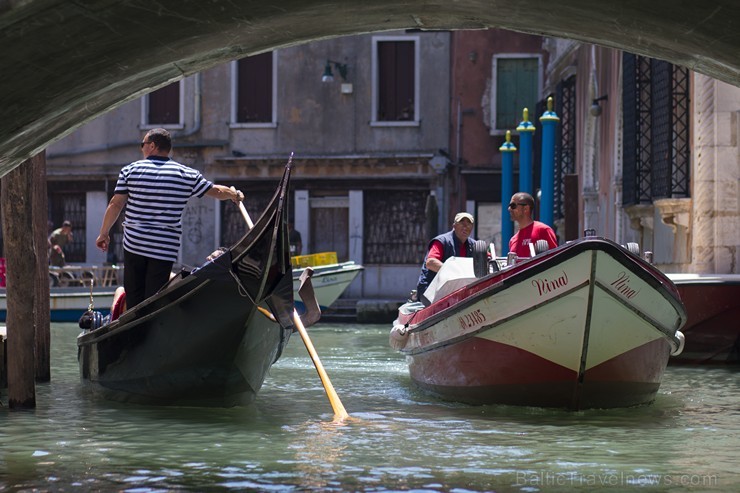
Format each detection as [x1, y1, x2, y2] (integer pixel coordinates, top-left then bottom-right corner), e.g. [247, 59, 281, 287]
[1, 322, 738, 492]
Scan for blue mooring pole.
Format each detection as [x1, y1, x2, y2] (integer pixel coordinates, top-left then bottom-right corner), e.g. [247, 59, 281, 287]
[539, 96, 560, 227]
[516, 108, 535, 195]
[499, 130, 517, 256]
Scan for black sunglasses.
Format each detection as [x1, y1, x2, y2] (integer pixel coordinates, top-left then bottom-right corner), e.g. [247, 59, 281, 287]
[508, 202, 529, 209]
[140, 141, 152, 148]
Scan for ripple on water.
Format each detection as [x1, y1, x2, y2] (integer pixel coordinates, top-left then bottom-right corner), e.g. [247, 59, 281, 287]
[0, 323, 737, 492]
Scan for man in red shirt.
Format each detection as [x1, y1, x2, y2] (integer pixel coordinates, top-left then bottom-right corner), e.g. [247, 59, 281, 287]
[508, 192, 558, 257]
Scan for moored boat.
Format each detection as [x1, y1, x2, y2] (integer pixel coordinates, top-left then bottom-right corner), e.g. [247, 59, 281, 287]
[390, 236, 687, 410]
[291, 252, 363, 312]
[665, 273, 740, 365]
[77, 163, 300, 407]
[0, 255, 364, 323]
[0, 265, 122, 322]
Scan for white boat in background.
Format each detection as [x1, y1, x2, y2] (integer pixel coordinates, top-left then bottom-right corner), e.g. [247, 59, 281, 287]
[0, 265, 122, 322]
[291, 252, 364, 312]
[0, 252, 363, 323]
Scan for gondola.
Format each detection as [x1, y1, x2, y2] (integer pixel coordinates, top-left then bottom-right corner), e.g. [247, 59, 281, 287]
[77, 163, 301, 407]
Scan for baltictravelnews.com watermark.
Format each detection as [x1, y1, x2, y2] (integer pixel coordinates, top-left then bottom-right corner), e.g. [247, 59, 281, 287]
[516, 471, 719, 487]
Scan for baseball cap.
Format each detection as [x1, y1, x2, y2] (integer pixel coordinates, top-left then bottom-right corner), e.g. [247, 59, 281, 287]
[454, 212, 474, 224]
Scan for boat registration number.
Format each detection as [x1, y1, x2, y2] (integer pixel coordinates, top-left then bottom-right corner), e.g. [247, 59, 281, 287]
[458, 308, 486, 330]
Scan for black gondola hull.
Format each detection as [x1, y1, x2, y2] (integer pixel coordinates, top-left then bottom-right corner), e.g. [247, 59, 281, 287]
[78, 163, 295, 407]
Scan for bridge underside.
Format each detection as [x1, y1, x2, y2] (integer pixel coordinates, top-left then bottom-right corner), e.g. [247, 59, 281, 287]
[1, 0, 739, 173]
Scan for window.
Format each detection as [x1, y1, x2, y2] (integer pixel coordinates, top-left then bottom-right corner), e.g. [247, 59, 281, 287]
[372, 36, 419, 125]
[364, 190, 427, 264]
[622, 53, 690, 205]
[491, 55, 541, 133]
[554, 76, 577, 222]
[231, 52, 276, 127]
[143, 81, 183, 127]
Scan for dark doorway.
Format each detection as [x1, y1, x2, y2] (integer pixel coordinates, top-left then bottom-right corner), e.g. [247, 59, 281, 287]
[310, 197, 349, 261]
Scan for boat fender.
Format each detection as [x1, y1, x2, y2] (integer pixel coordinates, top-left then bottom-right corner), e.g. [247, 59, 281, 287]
[389, 324, 409, 350]
[110, 287, 126, 321]
[670, 330, 686, 356]
[78, 309, 105, 332]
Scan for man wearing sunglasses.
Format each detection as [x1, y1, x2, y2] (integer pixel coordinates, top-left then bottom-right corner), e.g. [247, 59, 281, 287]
[416, 211, 477, 305]
[508, 192, 558, 257]
[95, 127, 245, 310]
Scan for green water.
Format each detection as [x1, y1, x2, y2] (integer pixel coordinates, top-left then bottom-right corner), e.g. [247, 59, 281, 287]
[1, 323, 738, 492]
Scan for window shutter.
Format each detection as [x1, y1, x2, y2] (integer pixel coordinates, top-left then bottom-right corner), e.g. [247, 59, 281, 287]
[237, 52, 273, 123]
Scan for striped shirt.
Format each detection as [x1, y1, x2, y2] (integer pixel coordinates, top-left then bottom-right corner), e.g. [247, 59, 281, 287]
[114, 156, 213, 262]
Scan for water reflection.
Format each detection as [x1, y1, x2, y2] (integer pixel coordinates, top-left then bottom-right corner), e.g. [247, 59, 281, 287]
[0, 323, 738, 491]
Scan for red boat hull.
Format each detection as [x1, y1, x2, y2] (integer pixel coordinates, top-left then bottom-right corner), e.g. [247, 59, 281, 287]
[667, 274, 740, 364]
[408, 336, 670, 409]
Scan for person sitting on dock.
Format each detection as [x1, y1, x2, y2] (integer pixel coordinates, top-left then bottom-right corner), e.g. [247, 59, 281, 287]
[508, 192, 558, 257]
[416, 212, 476, 306]
[48, 220, 73, 267]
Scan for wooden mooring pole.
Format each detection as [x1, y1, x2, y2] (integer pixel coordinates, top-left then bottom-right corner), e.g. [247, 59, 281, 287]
[1, 152, 50, 408]
[32, 152, 51, 382]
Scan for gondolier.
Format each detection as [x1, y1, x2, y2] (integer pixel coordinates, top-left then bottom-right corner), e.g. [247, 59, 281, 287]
[416, 212, 476, 305]
[95, 127, 245, 309]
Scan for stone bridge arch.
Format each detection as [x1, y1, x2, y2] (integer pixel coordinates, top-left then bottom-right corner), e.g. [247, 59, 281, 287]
[1, 0, 739, 174]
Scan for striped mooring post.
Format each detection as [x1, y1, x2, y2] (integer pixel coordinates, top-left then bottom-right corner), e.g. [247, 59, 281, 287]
[516, 108, 535, 196]
[499, 130, 517, 256]
[539, 96, 560, 227]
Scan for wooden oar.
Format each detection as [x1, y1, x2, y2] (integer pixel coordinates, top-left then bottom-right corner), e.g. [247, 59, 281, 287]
[238, 201, 349, 421]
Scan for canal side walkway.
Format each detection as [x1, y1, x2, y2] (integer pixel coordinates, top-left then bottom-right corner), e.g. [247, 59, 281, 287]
[320, 298, 406, 324]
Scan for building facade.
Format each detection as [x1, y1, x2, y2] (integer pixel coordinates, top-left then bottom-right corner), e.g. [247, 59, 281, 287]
[20, 29, 735, 306]
[541, 39, 739, 274]
[43, 31, 452, 299]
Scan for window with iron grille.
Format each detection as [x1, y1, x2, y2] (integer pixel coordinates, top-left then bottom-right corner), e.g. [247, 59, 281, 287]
[373, 37, 418, 123]
[554, 77, 577, 221]
[145, 82, 182, 126]
[233, 52, 275, 124]
[363, 190, 428, 264]
[622, 53, 690, 205]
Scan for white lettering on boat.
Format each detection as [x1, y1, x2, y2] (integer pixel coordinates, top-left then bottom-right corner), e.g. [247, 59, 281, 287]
[610, 271, 640, 299]
[458, 308, 486, 330]
[531, 271, 569, 296]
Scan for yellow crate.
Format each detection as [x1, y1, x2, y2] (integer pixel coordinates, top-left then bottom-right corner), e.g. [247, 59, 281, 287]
[290, 252, 338, 268]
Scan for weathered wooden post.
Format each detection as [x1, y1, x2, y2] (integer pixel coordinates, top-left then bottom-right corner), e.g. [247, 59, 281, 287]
[539, 97, 560, 227]
[1, 157, 38, 408]
[32, 151, 51, 382]
[516, 108, 535, 195]
[499, 130, 517, 255]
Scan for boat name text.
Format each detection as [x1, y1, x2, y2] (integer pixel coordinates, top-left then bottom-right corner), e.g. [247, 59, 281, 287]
[458, 309, 486, 330]
[532, 271, 569, 296]
[610, 271, 640, 299]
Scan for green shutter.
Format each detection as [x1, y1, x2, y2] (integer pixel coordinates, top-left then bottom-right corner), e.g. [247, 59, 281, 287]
[496, 58, 538, 130]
